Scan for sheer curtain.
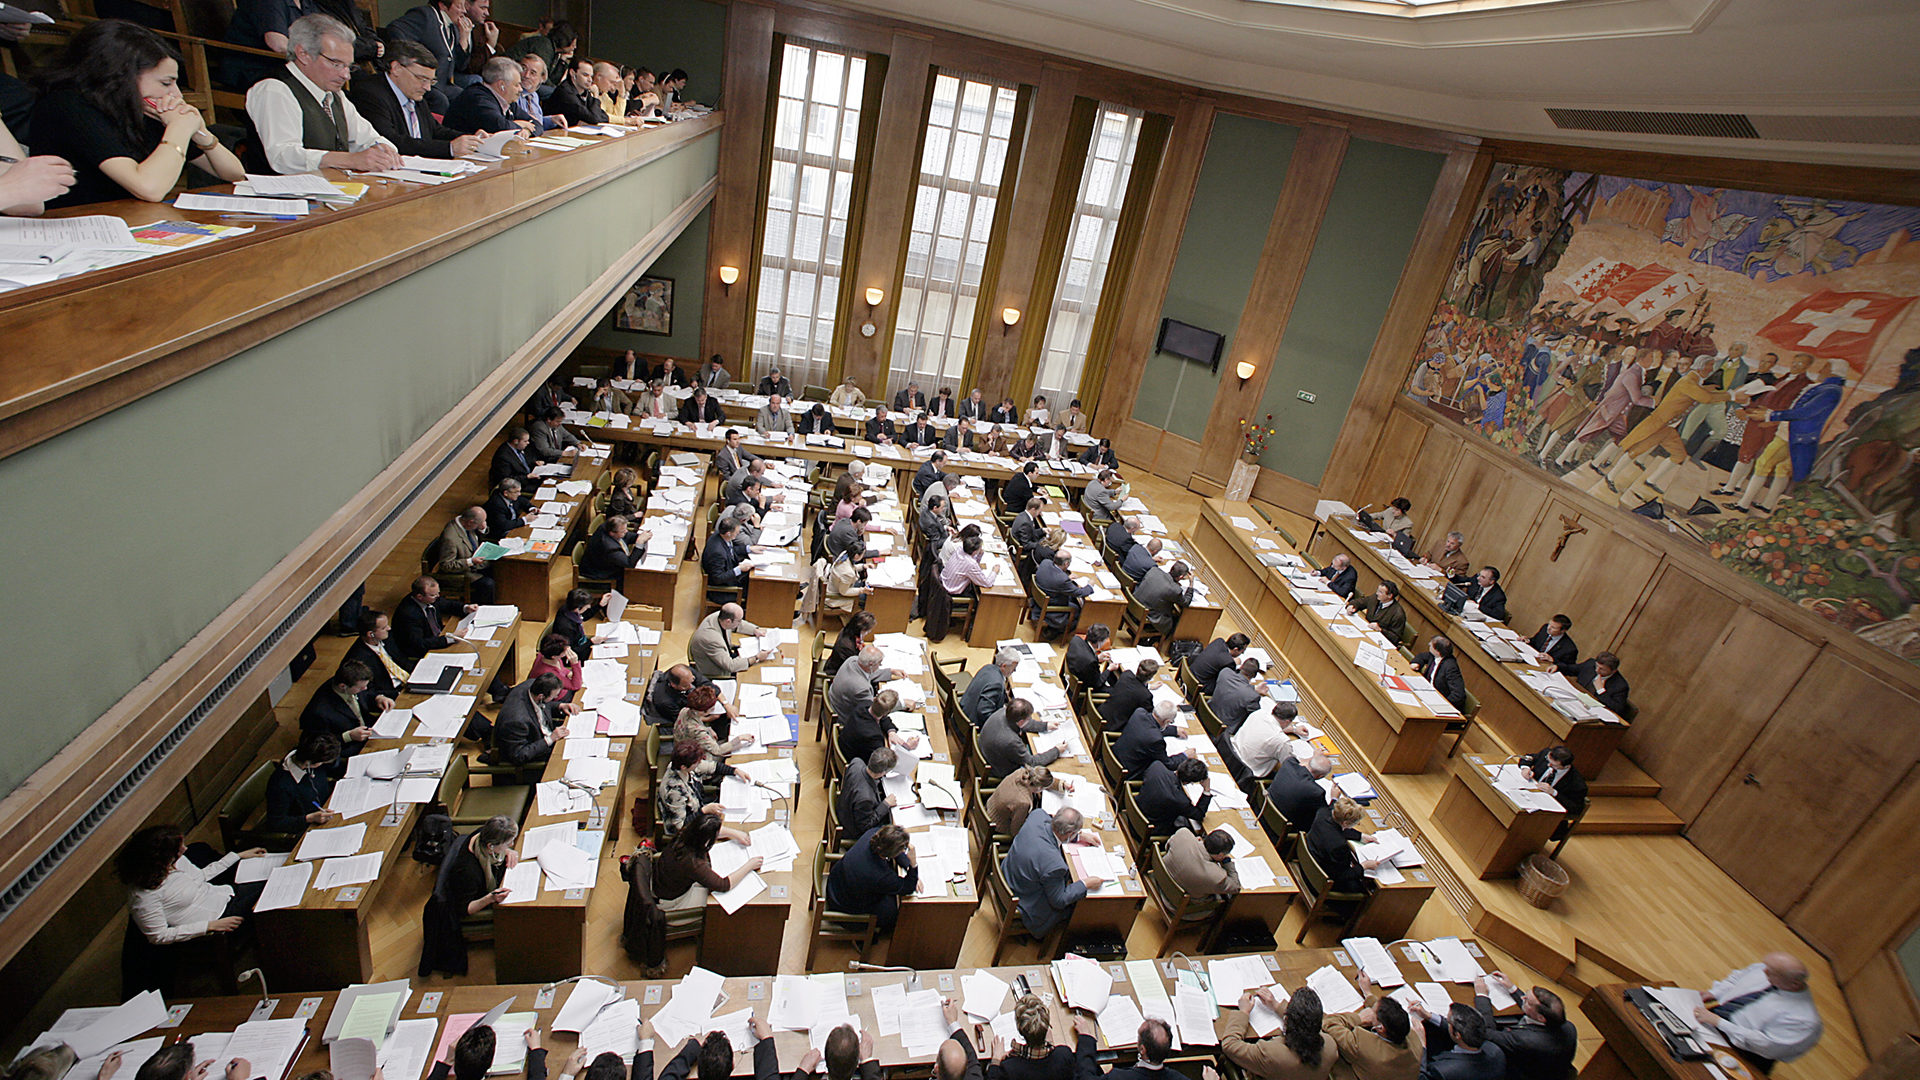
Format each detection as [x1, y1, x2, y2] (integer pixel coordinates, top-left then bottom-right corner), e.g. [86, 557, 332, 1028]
[750, 41, 867, 391]
[886, 71, 1021, 401]
[1034, 105, 1143, 408]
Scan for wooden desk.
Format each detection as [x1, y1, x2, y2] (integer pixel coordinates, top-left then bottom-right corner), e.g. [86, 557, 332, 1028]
[1580, 984, 1764, 1080]
[1431, 754, 1566, 879]
[938, 477, 1028, 647]
[254, 619, 519, 989]
[1312, 517, 1628, 772]
[1190, 501, 1451, 774]
[493, 614, 664, 983]
[623, 452, 707, 630]
[493, 453, 612, 624]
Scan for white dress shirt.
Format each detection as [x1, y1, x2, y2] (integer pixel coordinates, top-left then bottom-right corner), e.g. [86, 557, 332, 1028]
[387, 74, 422, 139]
[130, 850, 240, 944]
[1230, 704, 1296, 779]
[1708, 963, 1823, 1062]
[247, 62, 395, 174]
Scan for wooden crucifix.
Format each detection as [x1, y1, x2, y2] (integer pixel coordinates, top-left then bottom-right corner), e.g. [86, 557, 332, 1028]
[1551, 512, 1588, 561]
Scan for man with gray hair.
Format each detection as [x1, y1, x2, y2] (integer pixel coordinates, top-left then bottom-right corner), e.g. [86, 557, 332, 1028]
[1082, 468, 1124, 523]
[247, 14, 401, 175]
[1268, 749, 1336, 833]
[828, 644, 895, 729]
[1003, 807, 1103, 937]
[961, 647, 1021, 728]
[444, 55, 534, 134]
[513, 53, 566, 132]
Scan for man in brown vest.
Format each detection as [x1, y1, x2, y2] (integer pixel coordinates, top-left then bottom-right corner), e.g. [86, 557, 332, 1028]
[246, 14, 401, 175]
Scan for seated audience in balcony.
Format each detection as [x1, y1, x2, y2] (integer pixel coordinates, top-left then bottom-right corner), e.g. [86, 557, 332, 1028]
[547, 57, 606, 126]
[349, 40, 483, 158]
[246, 15, 401, 175]
[443, 57, 533, 135]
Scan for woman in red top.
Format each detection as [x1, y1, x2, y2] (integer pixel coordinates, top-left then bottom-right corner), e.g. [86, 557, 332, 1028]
[526, 633, 583, 705]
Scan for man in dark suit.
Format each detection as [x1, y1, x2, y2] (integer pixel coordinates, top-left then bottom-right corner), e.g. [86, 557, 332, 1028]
[1266, 751, 1333, 833]
[489, 427, 535, 489]
[863, 404, 896, 444]
[892, 383, 926, 412]
[1121, 536, 1159, 582]
[349, 41, 484, 158]
[1474, 975, 1577, 1080]
[1350, 581, 1408, 644]
[298, 660, 378, 769]
[702, 519, 751, 603]
[957, 387, 987, 421]
[1065, 624, 1114, 692]
[1466, 565, 1509, 622]
[1034, 546, 1093, 642]
[493, 673, 566, 770]
[757, 367, 793, 398]
[1010, 498, 1046, 555]
[546, 56, 606, 126]
[1409, 1002, 1507, 1080]
[1116, 701, 1185, 780]
[1134, 562, 1194, 635]
[482, 478, 525, 540]
[1098, 659, 1159, 732]
[343, 611, 407, 704]
[1190, 634, 1248, 695]
[384, 0, 471, 111]
[1138, 757, 1210, 834]
[1527, 614, 1580, 676]
[1519, 745, 1588, 820]
[1209, 658, 1266, 733]
[1104, 516, 1138, 558]
[913, 451, 951, 499]
[838, 747, 894, 843]
[678, 387, 725, 424]
[962, 648, 1017, 727]
[391, 575, 473, 668]
[1412, 636, 1469, 713]
[901, 412, 937, 447]
[1080, 439, 1118, 469]
[713, 428, 756, 481]
[443, 57, 530, 133]
[1002, 462, 1040, 513]
[1574, 651, 1631, 717]
[940, 418, 976, 452]
[1317, 552, 1358, 598]
[1100, 1019, 1188, 1080]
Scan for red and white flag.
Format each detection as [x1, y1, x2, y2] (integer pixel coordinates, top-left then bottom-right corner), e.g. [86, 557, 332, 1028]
[1619, 270, 1704, 321]
[1757, 289, 1917, 366]
[1562, 258, 1635, 303]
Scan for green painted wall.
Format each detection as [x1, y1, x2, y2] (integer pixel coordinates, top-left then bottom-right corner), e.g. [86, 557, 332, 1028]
[1254, 137, 1444, 482]
[491, 0, 546, 29]
[1134, 112, 1297, 442]
[590, 0, 727, 107]
[585, 205, 711, 361]
[0, 133, 718, 798]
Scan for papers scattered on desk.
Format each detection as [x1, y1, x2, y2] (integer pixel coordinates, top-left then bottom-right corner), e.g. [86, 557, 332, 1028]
[1305, 965, 1366, 1015]
[1342, 937, 1406, 988]
[315, 851, 384, 890]
[1421, 937, 1486, 983]
[1332, 772, 1377, 800]
[534, 839, 596, 890]
[176, 191, 312, 217]
[370, 707, 412, 739]
[1236, 855, 1279, 890]
[296, 822, 367, 861]
[536, 780, 595, 816]
[254, 859, 314, 911]
[1206, 955, 1273, 1007]
[1174, 983, 1217, 1046]
[222, 1018, 310, 1080]
[577, 999, 641, 1062]
[498, 860, 542, 903]
[896, 989, 955, 1056]
[59, 990, 167, 1058]
[234, 851, 290, 883]
[1389, 982, 1455, 1019]
[1096, 993, 1147, 1047]
[553, 979, 624, 1033]
[713, 870, 767, 913]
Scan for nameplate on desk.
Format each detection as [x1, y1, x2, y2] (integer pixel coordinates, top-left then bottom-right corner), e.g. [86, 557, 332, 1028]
[778, 748, 793, 759]
[565, 888, 587, 899]
[1263, 955, 1280, 971]
[381, 810, 404, 828]
[955, 881, 974, 897]
[630, 677, 647, 687]
[608, 744, 624, 755]
[747, 981, 766, 1000]
[1465, 941, 1485, 957]
[643, 986, 663, 1004]
[626, 694, 641, 702]
[1333, 950, 1351, 966]
[770, 885, 788, 899]
[535, 987, 557, 1008]
[1276, 876, 1292, 887]
[250, 999, 279, 1021]
[337, 886, 364, 901]
[1412, 871, 1429, 883]
[161, 1005, 191, 1028]
[457, 680, 480, 694]
[846, 978, 862, 996]
[1240, 811, 1257, 824]
[932, 752, 949, 763]
[775, 808, 789, 822]
[420, 992, 443, 1013]
[936, 973, 954, 991]
[295, 998, 322, 1019]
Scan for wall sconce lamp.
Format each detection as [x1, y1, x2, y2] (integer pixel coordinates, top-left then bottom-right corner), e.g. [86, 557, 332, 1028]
[1001, 307, 1021, 335]
[866, 287, 885, 307]
[718, 265, 740, 295]
[1235, 360, 1257, 381]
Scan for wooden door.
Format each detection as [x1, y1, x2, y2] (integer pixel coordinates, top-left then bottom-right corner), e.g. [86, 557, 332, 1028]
[1688, 650, 1920, 914]
[1504, 493, 1662, 647]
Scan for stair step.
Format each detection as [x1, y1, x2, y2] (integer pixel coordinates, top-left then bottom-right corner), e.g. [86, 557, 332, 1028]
[1579, 797, 1686, 834]
[1588, 753, 1662, 798]
[1555, 952, 1620, 997]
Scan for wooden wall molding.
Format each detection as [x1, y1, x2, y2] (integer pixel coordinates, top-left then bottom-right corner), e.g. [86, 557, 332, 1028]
[1483, 138, 1920, 206]
[0, 177, 718, 973]
[699, 2, 775, 367]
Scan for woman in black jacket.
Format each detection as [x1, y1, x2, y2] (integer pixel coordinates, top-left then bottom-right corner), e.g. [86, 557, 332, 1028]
[1306, 796, 1379, 894]
[419, 816, 519, 976]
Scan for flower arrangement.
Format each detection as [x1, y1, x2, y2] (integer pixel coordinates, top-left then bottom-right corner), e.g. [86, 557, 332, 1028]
[1239, 413, 1276, 459]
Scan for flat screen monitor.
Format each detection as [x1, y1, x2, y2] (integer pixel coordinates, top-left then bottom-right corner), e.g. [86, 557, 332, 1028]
[1156, 318, 1224, 371]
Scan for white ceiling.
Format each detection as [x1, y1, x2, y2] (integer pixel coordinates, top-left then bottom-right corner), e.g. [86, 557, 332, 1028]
[828, 0, 1920, 168]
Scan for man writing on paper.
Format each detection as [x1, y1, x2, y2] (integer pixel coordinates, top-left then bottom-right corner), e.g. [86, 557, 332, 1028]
[348, 39, 482, 158]
[687, 603, 779, 679]
[1002, 808, 1103, 938]
[444, 56, 535, 136]
[247, 15, 401, 175]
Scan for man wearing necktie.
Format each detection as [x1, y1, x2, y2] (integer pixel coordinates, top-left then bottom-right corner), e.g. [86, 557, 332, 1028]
[246, 14, 401, 175]
[1693, 953, 1824, 1072]
[348, 40, 482, 159]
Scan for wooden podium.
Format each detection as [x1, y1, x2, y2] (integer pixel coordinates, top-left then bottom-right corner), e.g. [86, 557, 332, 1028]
[1431, 754, 1566, 878]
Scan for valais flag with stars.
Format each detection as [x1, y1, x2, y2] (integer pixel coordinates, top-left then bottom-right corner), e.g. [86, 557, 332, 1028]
[1562, 258, 1703, 319]
[1757, 290, 1916, 366]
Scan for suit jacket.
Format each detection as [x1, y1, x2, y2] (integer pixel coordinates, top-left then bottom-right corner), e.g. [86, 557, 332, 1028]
[1190, 639, 1238, 695]
[433, 519, 486, 584]
[261, 759, 333, 837]
[1413, 652, 1469, 713]
[901, 421, 937, 447]
[391, 594, 461, 667]
[1139, 759, 1208, 833]
[913, 461, 949, 497]
[679, 396, 725, 424]
[1358, 596, 1407, 643]
[702, 534, 750, 590]
[958, 397, 987, 421]
[1222, 1008, 1337, 1080]
[1322, 1013, 1419, 1080]
[961, 664, 1008, 727]
[941, 426, 974, 452]
[981, 706, 1057, 779]
[493, 681, 556, 766]
[1135, 567, 1190, 633]
[349, 77, 465, 156]
[1166, 826, 1239, 899]
[1001, 809, 1085, 937]
[1115, 707, 1179, 779]
[826, 827, 918, 913]
[343, 638, 401, 704]
[1520, 750, 1589, 816]
[1081, 444, 1118, 468]
[482, 492, 526, 542]
[547, 79, 606, 126]
[988, 405, 1017, 424]
[385, 4, 467, 87]
[1003, 473, 1038, 512]
[299, 686, 368, 750]
[714, 444, 755, 479]
[688, 609, 763, 678]
[828, 661, 882, 727]
[758, 375, 794, 397]
[1098, 672, 1154, 732]
[1267, 756, 1327, 833]
[928, 396, 956, 418]
[441, 81, 518, 133]
[1308, 806, 1368, 894]
[826, 517, 866, 563]
[489, 440, 534, 487]
[582, 527, 641, 581]
[1467, 581, 1508, 622]
[863, 416, 896, 443]
[1475, 995, 1575, 1080]
[1211, 668, 1264, 731]
[1082, 479, 1122, 522]
[1011, 512, 1045, 553]
[1526, 627, 1580, 677]
[1416, 1039, 1505, 1080]
[1064, 636, 1112, 692]
[660, 1034, 774, 1080]
[838, 760, 889, 841]
[892, 388, 926, 411]
[1122, 542, 1156, 582]
[1319, 564, 1358, 598]
[1105, 519, 1135, 555]
[1574, 660, 1631, 717]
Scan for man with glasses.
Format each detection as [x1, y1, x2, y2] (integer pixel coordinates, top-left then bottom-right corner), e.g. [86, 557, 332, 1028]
[444, 56, 534, 135]
[513, 54, 566, 132]
[348, 39, 482, 158]
[248, 15, 401, 175]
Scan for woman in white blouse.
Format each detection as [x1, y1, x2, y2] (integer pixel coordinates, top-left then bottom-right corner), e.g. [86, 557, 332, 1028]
[116, 825, 269, 944]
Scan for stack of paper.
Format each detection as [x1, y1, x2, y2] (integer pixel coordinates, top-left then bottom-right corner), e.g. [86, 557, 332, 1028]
[553, 980, 624, 1033]
[647, 968, 726, 1049]
[1206, 956, 1274, 1006]
[324, 981, 411, 1045]
[1305, 966, 1366, 1014]
[296, 823, 367, 861]
[316, 852, 384, 889]
[895, 990, 953, 1056]
[1341, 938, 1406, 988]
[1051, 954, 1113, 1012]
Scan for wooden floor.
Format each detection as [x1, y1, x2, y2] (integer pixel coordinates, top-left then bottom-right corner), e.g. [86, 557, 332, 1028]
[15, 446, 1868, 1080]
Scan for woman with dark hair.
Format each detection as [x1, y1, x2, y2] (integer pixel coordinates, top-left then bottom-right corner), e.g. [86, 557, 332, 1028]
[116, 825, 269, 945]
[547, 588, 605, 660]
[527, 633, 584, 705]
[419, 815, 520, 976]
[830, 473, 865, 521]
[260, 729, 342, 839]
[825, 611, 875, 678]
[658, 742, 755, 840]
[31, 20, 243, 208]
[673, 683, 748, 777]
[1222, 986, 1332, 1080]
[654, 811, 761, 912]
[604, 466, 644, 520]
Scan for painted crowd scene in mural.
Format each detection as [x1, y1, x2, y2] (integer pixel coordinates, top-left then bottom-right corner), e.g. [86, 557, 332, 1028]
[1406, 164, 1920, 665]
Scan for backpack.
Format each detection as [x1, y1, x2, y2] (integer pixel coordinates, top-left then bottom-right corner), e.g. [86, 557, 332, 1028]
[621, 848, 668, 966]
[1165, 638, 1203, 668]
[411, 812, 456, 866]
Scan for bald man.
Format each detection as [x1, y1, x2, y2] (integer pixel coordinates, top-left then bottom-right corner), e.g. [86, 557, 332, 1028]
[432, 506, 495, 603]
[1694, 952, 1823, 1068]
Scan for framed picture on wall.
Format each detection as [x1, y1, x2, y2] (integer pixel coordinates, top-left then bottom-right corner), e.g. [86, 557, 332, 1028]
[615, 275, 674, 335]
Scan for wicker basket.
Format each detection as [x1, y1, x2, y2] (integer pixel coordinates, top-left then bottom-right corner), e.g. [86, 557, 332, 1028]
[1517, 853, 1569, 908]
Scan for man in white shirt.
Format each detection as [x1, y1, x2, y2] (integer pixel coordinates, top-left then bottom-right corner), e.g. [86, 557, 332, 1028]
[1228, 700, 1309, 781]
[1694, 953, 1823, 1068]
[246, 15, 401, 175]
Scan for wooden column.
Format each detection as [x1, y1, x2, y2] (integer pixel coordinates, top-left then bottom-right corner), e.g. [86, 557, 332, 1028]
[1092, 97, 1213, 436]
[838, 32, 934, 394]
[968, 62, 1082, 400]
[1189, 123, 1349, 493]
[1317, 144, 1488, 501]
[699, 0, 775, 368]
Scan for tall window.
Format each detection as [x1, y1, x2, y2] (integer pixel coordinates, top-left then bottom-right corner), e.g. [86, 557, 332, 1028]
[1035, 105, 1143, 405]
[888, 72, 1021, 399]
[751, 41, 866, 389]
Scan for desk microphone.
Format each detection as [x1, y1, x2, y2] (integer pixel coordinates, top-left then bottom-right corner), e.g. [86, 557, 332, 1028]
[848, 961, 922, 991]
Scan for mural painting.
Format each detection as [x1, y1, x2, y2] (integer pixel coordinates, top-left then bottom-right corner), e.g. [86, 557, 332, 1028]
[1406, 164, 1920, 665]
